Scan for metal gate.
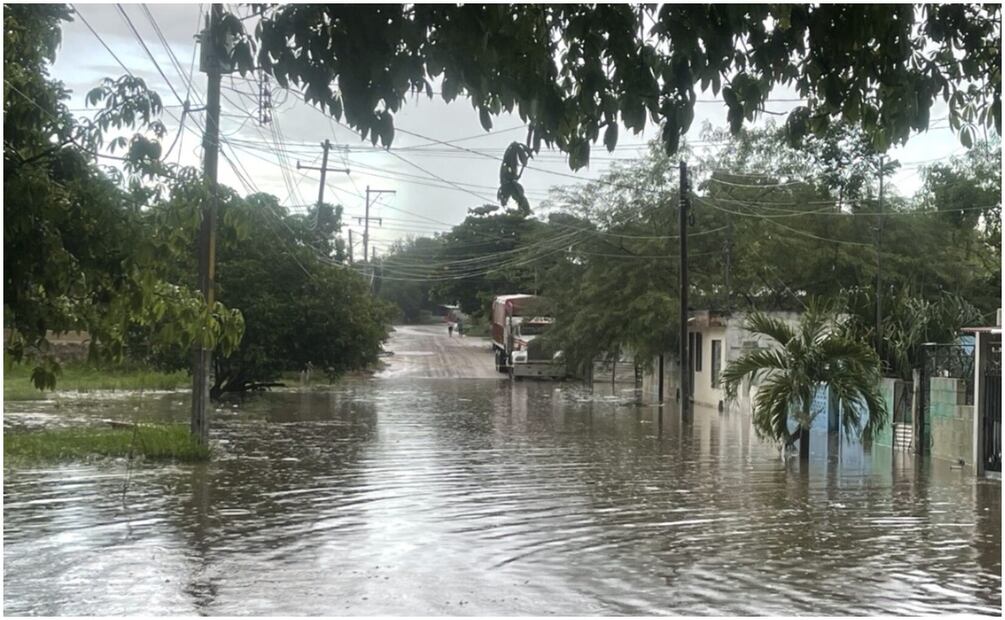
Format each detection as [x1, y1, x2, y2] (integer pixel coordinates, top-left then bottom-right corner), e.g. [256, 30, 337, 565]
[982, 338, 1001, 473]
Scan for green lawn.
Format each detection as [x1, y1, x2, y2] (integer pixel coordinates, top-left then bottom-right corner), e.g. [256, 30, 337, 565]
[4, 424, 210, 463]
[4, 363, 190, 401]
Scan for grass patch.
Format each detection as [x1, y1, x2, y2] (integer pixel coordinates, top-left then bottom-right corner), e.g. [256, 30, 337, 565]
[4, 424, 210, 463]
[4, 363, 190, 401]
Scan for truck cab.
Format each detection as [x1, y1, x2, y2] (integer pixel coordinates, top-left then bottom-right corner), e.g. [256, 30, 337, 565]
[491, 295, 565, 379]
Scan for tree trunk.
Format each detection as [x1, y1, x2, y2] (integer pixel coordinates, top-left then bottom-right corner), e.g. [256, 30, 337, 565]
[799, 423, 811, 462]
[799, 401, 812, 461]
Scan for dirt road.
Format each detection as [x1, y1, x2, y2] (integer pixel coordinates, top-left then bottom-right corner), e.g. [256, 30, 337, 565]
[377, 324, 499, 379]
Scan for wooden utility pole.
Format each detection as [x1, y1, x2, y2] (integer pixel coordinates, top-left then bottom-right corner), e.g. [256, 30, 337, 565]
[725, 216, 733, 309]
[876, 154, 885, 365]
[679, 160, 691, 418]
[297, 139, 350, 209]
[363, 186, 395, 265]
[191, 4, 224, 447]
[658, 354, 664, 403]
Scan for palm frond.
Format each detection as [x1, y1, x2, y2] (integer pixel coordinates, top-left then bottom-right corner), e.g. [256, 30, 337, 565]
[818, 335, 880, 374]
[826, 361, 887, 442]
[719, 348, 789, 401]
[752, 373, 800, 442]
[742, 311, 797, 348]
[798, 304, 831, 349]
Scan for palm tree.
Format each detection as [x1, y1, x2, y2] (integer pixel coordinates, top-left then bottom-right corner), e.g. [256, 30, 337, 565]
[719, 306, 887, 461]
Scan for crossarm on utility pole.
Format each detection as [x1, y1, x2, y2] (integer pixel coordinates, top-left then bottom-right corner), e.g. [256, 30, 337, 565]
[363, 186, 396, 267]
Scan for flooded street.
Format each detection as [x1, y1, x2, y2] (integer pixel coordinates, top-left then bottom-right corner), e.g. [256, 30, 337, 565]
[4, 328, 1001, 615]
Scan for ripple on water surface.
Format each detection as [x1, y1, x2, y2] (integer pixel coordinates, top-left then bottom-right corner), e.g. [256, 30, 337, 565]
[4, 379, 1002, 615]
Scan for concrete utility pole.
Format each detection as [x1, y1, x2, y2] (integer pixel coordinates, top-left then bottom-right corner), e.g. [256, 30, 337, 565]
[297, 139, 350, 210]
[876, 155, 885, 365]
[725, 216, 733, 309]
[363, 186, 395, 265]
[191, 4, 224, 447]
[679, 160, 691, 418]
[347, 228, 354, 264]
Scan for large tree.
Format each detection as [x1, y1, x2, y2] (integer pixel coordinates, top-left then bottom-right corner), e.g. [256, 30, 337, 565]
[377, 236, 445, 323]
[248, 4, 999, 203]
[3, 4, 243, 388]
[531, 123, 1000, 372]
[208, 194, 394, 396]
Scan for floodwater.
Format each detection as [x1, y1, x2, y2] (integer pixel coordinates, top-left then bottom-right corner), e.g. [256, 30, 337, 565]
[4, 370, 1002, 614]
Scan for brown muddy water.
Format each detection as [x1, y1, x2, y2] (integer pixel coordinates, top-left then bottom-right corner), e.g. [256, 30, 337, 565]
[3, 379, 1001, 615]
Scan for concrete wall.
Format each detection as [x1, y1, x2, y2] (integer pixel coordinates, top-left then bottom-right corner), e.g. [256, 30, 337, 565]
[873, 378, 897, 448]
[641, 355, 680, 404]
[928, 376, 975, 465]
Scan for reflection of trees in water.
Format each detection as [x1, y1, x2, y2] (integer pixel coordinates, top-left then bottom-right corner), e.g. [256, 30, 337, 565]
[164, 388, 379, 613]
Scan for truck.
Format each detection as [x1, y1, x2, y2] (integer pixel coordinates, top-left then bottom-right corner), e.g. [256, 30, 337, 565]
[491, 294, 566, 379]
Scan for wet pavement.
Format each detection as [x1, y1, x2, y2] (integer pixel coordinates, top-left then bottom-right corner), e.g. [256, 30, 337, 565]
[3, 329, 1002, 615]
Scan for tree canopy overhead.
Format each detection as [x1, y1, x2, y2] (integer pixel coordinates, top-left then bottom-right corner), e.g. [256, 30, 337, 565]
[252, 3, 1000, 194]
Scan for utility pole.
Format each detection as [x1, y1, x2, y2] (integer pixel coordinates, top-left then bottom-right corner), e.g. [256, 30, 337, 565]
[658, 354, 665, 403]
[347, 228, 354, 265]
[297, 139, 350, 210]
[364, 186, 395, 265]
[679, 160, 691, 419]
[191, 4, 224, 447]
[725, 216, 733, 309]
[876, 155, 885, 365]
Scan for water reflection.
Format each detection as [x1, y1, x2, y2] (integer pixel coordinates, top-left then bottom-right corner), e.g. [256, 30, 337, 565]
[4, 379, 1001, 615]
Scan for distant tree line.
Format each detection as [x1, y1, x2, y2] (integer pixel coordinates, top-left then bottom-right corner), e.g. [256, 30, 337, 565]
[377, 123, 1000, 377]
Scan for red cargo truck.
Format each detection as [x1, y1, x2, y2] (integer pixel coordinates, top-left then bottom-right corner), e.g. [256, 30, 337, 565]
[491, 294, 565, 379]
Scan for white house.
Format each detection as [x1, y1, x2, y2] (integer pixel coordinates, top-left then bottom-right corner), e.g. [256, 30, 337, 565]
[643, 309, 802, 410]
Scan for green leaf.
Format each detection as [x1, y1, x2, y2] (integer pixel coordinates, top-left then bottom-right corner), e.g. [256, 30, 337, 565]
[568, 138, 590, 170]
[960, 124, 973, 148]
[603, 122, 618, 152]
[379, 111, 395, 147]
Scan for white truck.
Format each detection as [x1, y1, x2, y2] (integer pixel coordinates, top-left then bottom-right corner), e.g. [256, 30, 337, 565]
[491, 294, 565, 379]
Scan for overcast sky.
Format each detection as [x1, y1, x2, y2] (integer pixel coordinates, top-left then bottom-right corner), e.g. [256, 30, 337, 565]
[52, 3, 969, 255]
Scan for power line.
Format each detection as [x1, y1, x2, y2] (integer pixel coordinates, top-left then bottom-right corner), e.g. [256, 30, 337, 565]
[73, 6, 135, 79]
[115, 5, 186, 106]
